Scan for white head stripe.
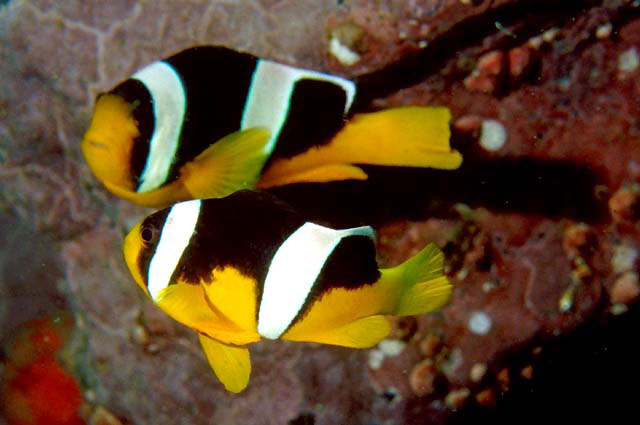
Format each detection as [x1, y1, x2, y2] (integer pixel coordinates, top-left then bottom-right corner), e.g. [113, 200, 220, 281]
[133, 61, 187, 193]
[258, 223, 374, 339]
[148, 200, 201, 301]
[241, 60, 356, 154]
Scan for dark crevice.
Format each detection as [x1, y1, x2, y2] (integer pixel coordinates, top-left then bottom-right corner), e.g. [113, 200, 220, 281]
[288, 413, 315, 425]
[355, 0, 602, 106]
[269, 152, 607, 228]
[447, 304, 640, 425]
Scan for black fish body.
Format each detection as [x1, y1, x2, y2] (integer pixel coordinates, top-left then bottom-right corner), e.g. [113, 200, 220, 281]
[123, 190, 451, 392]
[83, 46, 462, 207]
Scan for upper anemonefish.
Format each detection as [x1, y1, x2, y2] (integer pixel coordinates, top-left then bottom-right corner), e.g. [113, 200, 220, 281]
[83, 45, 462, 208]
[123, 190, 452, 393]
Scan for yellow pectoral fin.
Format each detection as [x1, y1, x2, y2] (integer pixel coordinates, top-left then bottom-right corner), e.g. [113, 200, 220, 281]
[156, 283, 259, 345]
[181, 128, 272, 199]
[258, 162, 368, 188]
[198, 334, 251, 393]
[202, 267, 259, 336]
[282, 315, 391, 348]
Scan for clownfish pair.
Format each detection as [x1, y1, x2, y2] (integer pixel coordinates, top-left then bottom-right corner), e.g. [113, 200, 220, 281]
[124, 190, 451, 393]
[82, 45, 462, 208]
[83, 45, 457, 393]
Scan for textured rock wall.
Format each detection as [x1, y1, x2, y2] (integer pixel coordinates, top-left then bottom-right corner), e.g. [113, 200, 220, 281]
[1, 1, 639, 424]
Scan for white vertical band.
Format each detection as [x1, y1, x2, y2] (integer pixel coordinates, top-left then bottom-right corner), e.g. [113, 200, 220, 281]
[148, 200, 201, 301]
[241, 60, 356, 155]
[257, 222, 374, 339]
[133, 61, 187, 193]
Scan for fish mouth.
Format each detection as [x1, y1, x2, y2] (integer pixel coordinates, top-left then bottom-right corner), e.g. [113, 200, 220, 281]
[83, 138, 110, 152]
[123, 222, 151, 297]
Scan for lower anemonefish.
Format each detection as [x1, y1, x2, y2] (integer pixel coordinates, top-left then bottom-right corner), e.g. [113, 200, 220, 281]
[83, 45, 462, 208]
[123, 190, 452, 393]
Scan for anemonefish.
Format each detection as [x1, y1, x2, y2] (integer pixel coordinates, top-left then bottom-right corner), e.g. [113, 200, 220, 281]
[123, 190, 452, 393]
[83, 45, 462, 208]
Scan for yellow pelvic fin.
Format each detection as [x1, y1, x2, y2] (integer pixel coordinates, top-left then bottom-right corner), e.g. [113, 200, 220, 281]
[283, 314, 391, 348]
[198, 333, 251, 393]
[82, 94, 139, 190]
[258, 163, 368, 188]
[157, 283, 260, 346]
[382, 243, 452, 316]
[181, 128, 272, 199]
[259, 106, 463, 187]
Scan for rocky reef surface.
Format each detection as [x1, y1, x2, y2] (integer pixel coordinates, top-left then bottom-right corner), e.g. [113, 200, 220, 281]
[1, 1, 639, 424]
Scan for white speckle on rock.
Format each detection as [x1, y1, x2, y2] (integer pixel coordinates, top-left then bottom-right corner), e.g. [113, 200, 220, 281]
[445, 387, 471, 410]
[479, 119, 507, 152]
[610, 303, 628, 315]
[456, 268, 469, 280]
[628, 160, 640, 176]
[378, 339, 406, 356]
[368, 339, 407, 370]
[557, 76, 572, 92]
[618, 47, 640, 73]
[441, 348, 464, 378]
[482, 280, 499, 293]
[612, 243, 638, 274]
[618, 47, 639, 73]
[329, 36, 361, 66]
[468, 311, 492, 335]
[595, 23, 612, 39]
[470, 362, 488, 383]
[528, 35, 543, 49]
[368, 349, 385, 370]
[542, 27, 560, 43]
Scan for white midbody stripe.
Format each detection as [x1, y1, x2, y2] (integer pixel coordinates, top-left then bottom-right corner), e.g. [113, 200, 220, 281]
[148, 200, 201, 301]
[257, 222, 374, 339]
[133, 61, 187, 193]
[241, 60, 356, 155]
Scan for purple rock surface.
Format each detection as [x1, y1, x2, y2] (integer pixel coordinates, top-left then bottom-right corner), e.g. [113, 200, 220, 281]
[1, 1, 639, 424]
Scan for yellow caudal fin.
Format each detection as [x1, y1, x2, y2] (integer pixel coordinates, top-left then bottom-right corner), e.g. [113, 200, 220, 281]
[382, 243, 452, 316]
[181, 128, 272, 199]
[285, 315, 391, 348]
[258, 106, 462, 188]
[198, 334, 251, 393]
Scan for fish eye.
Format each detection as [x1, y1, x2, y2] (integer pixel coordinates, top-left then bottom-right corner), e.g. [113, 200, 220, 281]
[140, 225, 157, 245]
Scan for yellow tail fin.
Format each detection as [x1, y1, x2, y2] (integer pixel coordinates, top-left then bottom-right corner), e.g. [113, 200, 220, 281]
[382, 243, 452, 316]
[258, 106, 462, 188]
